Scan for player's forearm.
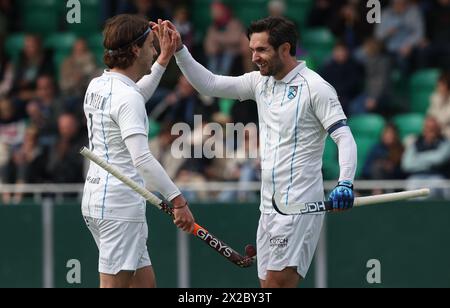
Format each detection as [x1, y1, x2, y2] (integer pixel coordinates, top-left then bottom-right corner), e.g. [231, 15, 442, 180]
[124, 134, 181, 202]
[156, 53, 172, 68]
[331, 126, 357, 182]
[136, 62, 167, 102]
[137, 161, 181, 202]
[174, 46, 241, 100]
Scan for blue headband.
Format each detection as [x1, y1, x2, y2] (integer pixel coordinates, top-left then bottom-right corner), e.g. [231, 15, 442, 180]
[107, 27, 152, 55]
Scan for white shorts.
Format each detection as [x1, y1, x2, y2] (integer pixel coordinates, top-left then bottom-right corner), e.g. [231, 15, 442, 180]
[84, 216, 152, 275]
[257, 213, 325, 280]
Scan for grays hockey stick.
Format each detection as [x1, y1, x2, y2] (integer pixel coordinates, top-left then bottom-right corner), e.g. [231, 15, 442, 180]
[272, 189, 431, 215]
[80, 147, 256, 268]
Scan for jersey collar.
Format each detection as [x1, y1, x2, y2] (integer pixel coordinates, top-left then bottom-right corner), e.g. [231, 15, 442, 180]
[280, 61, 307, 84]
[103, 70, 140, 91]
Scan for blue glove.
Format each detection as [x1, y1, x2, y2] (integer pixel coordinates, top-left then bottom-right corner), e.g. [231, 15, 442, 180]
[329, 180, 354, 211]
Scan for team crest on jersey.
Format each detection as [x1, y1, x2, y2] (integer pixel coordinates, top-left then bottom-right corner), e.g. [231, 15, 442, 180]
[288, 86, 298, 100]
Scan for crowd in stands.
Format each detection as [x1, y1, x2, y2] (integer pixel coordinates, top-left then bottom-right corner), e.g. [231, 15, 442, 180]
[0, 0, 450, 203]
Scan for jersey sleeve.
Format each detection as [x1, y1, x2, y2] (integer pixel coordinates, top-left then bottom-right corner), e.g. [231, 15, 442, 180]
[175, 46, 258, 101]
[311, 81, 347, 131]
[136, 62, 166, 102]
[115, 92, 148, 140]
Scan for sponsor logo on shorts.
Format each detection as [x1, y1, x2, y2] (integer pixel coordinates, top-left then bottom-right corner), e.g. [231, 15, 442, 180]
[270, 238, 289, 248]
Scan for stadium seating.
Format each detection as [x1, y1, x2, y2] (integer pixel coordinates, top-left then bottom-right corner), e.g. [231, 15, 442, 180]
[53, 51, 74, 81]
[323, 135, 378, 179]
[301, 28, 335, 67]
[300, 54, 316, 70]
[192, 0, 213, 40]
[409, 69, 440, 114]
[231, 0, 268, 26]
[87, 33, 105, 66]
[393, 113, 425, 140]
[44, 33, 78, 77]
[219, 98, 236, 116]
[348, 114, 386, 139]
[322, 137, 339, 180]
[148, 118, 161, 140]
[285, 0, 313, 27]
[354, 136, 379, 178]
[4, 33, 25, 65]
[21, 0, 60, 35]
[44, 33, 78, 54]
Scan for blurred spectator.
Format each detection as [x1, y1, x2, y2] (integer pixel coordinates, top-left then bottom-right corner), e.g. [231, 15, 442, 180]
[0, 96, 26, 193]
[0, 36, 14, 97]
[351, 38, 391, 115]
[217, 126, 260, 202]
[229, 35, 259, 125]
[424, 0, 450, 69]
[46, 113, 86, 184]
[0, 97, 26, 147]
[319, 42, 364, 114]
[3, 126, 48, 204]
[117, 0, 171, 20]
[330, 1, 374, 51]
[0, 140, 8, 184]
[101, 0, 127, 23]
[12, 35, 54, 101]
[307, 0, 346, 29]
[230, 98, 259, 126]
[172, 6, 194, 50]
[171, 119, 213, 201]
[0, 0, 19, 36]
[266, 0, 305, 59]
[0, 1, 8, 38]
[149, 122, 185, 179]
[10, 126, 47, 182]
[175, 168, 208, 201]
[26, 75, 63, 146]
[149, 75, 214, 127]
[60, 39, 99, 101]
[268, 0, 286, 17]
[402, 116, 450, 198]
[204, 1, 244, 75]
[362, 123, 405, 180]
[229, 34, 256, 76]
[375, 0, 425, 75]
[428, 72, 450, 139]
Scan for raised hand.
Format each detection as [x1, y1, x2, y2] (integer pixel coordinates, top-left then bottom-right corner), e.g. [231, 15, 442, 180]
[149, 19, 178, 67]
[162, 20, 183, 51]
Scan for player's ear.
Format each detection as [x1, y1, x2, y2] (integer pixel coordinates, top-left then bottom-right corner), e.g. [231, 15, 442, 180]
[132, 44, 141, 58]
[280, 42, 291, 57]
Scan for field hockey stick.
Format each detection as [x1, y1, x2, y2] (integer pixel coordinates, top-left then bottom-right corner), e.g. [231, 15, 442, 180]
[272, 189, 431, 215]
[80, 147, 256, 268]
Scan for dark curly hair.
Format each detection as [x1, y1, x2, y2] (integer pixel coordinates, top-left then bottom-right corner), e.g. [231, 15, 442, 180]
[103, 14, 150, 70]
[247, 17, 298, 56]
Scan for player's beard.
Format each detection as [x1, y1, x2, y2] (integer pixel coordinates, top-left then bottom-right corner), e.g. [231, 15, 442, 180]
[260, 54, 284, 77]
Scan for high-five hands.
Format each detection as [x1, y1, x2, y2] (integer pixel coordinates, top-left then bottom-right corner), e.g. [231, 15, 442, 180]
[150, 19, 183, 53]
[149, 19, 178, 67]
